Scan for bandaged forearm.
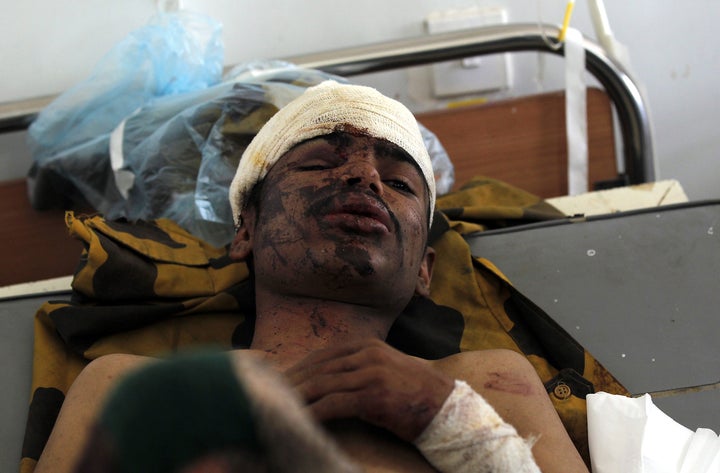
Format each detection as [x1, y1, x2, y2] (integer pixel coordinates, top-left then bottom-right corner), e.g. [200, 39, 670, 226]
[413, 380, 540, 473]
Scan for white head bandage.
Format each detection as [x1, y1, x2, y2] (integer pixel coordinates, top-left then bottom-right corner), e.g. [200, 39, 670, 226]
[228, 80, 435, 228]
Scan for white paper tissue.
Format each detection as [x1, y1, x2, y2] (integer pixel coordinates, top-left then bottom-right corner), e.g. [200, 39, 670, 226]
[587, 392, 720, 473]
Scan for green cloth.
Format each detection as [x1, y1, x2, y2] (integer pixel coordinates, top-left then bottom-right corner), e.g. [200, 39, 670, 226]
[78, 352, 260, 473]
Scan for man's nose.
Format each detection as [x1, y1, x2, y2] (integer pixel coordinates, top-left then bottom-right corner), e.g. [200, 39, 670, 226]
[342, 159, 383, 195]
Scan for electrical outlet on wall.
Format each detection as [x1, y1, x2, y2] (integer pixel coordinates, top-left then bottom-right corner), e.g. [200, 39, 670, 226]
[425, 6, 511, 97]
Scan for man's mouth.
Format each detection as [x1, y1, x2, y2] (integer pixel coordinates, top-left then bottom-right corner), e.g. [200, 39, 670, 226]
[315, 195, 394, 235]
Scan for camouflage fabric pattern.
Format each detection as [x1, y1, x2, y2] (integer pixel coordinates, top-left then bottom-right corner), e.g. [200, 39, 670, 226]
[20, 179, 627, 472]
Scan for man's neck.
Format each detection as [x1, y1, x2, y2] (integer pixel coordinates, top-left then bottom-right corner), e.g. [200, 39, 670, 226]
[249, 289, 396, 371]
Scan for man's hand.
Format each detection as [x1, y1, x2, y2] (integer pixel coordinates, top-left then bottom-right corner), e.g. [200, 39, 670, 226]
[284, 339, 454, 441]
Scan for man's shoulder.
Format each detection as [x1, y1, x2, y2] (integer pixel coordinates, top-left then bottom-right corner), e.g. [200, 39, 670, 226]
[433, 347, 529, 368]
[430, 348, 536, 386]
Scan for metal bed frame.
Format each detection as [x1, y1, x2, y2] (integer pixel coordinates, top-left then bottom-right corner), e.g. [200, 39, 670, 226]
[0, 23, 654, 184]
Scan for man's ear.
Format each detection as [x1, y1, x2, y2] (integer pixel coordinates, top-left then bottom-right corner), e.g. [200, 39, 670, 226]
[414, 246, 435, 298]
[229, 209, 256, 261]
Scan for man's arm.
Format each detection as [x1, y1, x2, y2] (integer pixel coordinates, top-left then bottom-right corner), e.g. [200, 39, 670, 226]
[34, 354, 151, 473]
[287, 339, 589, 473]
[435, 349, 589, 472]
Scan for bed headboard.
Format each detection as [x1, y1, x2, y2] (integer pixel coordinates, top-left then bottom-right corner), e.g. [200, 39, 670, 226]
[416, 87, 618, 196]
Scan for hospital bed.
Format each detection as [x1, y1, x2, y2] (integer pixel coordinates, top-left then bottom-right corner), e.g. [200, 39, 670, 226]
[1, 23, 717, 472]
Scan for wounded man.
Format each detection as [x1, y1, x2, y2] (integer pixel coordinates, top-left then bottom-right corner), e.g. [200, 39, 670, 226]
[36, 81, 589, 473]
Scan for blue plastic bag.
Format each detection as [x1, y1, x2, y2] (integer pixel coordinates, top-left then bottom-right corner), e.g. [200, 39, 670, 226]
[27, 11, 223, 209]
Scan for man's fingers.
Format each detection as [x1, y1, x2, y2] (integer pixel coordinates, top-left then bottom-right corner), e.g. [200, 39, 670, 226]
[304, 391, 364, 423]
[284, 343, 362, 377]
[293, 366, 380, 403]
[285, 340, 393, 385]
[285, 352, 359, 387]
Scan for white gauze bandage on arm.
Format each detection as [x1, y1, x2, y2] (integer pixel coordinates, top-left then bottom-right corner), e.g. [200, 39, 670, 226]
[413, 380, 540, 473]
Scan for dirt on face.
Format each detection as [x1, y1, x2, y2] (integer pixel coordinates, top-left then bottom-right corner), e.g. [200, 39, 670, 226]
[247, 132, 429, 311]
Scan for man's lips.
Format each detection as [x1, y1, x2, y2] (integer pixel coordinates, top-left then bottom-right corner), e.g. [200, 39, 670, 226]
[319, 196, 394, 234]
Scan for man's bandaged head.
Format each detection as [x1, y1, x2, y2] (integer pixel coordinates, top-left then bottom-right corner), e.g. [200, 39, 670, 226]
[229, 80, 436, 228]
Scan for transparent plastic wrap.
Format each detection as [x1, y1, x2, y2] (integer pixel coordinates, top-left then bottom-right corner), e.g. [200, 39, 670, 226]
[111, 65, 454, 246]
[27, 18, 454, 247]
[422, 126, 454, 197]
[27, 10, 224, 212]
[114, 65, 356, 246]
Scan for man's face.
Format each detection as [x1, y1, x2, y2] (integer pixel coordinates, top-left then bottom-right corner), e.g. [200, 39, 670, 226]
[238, 132, 431, 310]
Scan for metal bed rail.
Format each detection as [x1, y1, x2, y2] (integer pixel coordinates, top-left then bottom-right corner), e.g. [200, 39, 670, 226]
[0, 23, 654, 184]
